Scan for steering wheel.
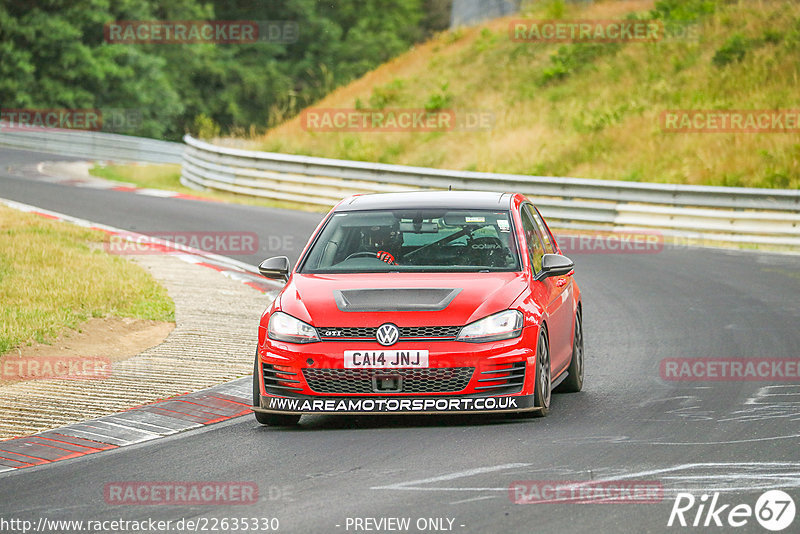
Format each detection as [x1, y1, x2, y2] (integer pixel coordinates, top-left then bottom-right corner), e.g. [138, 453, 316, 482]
[343, 251, 396, 265]
[344, 251, 380, 261]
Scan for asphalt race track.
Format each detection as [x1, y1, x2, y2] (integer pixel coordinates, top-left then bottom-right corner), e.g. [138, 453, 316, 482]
[1, 146, 799, 533]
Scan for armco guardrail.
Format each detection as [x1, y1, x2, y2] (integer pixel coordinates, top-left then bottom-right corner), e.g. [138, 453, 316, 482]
[181, 135, 800, 248]
[0, 129, 183, 164]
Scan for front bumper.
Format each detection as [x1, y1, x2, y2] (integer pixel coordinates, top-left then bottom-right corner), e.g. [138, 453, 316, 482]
[253, 393, 537, 415]
[255, 326, 541, 415]
[260, 329, 537, 387]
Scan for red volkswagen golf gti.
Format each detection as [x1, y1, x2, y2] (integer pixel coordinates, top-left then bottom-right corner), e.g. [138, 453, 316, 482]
[253, 191, 583, 425]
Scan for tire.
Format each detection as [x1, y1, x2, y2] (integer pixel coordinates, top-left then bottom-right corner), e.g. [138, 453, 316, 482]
[555, 310, 584, 393]
[531, 328, 551, 417]
[253, 351, 301, 427]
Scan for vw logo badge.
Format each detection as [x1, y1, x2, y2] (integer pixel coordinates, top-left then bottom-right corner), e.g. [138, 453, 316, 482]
[376, 323, 400, 346]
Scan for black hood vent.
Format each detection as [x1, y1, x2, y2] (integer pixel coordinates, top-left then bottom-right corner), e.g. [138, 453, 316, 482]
[333, 288, 462, 312]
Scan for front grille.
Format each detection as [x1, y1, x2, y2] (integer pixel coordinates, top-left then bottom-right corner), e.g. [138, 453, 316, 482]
[262, 363, 304, 395]
[402, 326, 461, 338]
[303, 367, 474, 394]
[474, 362, 526, 394]
[319, 326, 377, 339]
[318, 325, 461, 341]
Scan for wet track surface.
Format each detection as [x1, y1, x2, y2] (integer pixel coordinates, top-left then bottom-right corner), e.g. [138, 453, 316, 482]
[1, 147, 799, 533]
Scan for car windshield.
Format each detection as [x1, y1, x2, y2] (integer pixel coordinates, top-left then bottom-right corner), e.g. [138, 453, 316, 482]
[300, 209, 521, 273]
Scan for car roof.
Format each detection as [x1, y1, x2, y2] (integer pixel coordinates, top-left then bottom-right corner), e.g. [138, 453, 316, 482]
[335, 191, 515, 211]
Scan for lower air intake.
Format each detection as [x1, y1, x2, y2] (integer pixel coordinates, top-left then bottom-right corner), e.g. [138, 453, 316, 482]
[303, 367, 474, 394]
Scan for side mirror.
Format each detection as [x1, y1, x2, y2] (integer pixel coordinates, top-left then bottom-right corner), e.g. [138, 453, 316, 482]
[535, 253, 574, 281]
[258, 256, 291, 281]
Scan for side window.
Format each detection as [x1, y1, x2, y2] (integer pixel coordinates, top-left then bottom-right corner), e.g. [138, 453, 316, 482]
[529, 206, 555, 254]
[520, 206, 544, 273]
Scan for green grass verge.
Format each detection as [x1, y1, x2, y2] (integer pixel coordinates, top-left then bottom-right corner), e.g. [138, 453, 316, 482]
[0, 205, 175, 355]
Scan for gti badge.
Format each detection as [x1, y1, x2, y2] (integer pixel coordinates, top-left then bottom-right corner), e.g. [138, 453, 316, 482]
[376, 323, 400, 346]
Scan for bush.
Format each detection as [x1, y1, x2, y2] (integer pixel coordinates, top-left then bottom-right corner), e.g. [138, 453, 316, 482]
[539, 43, 615, 86]
[190, 114, 221, 140]
[651, 0, 717, 22]
[369, 79, 406, 109]
[424, 82, 453, 111]
[712, 34, 751, 67]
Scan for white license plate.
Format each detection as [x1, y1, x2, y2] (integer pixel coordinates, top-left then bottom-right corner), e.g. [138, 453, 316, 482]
[344, 350, 429, 369]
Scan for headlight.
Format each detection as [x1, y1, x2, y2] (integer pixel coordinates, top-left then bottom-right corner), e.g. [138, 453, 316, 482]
[457, 310, 523, 343]
[268, 311, 319, 344]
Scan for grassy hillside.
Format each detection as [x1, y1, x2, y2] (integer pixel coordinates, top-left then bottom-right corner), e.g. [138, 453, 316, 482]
[236, 0, 800, 189]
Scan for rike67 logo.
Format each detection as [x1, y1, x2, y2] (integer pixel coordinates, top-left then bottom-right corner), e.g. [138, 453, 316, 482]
[668, 490, 796, 531]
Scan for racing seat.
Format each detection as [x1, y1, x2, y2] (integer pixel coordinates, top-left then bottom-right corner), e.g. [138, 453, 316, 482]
[468, 236, 511, 268]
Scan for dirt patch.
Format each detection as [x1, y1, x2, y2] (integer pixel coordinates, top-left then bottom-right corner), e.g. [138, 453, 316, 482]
[0, 317, 174, 386]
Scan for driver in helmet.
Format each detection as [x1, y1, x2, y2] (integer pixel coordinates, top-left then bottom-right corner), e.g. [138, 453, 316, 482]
[366, 225, 402, 264]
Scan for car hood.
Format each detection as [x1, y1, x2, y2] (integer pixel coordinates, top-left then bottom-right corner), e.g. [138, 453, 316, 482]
[278, 272, 528, 327]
